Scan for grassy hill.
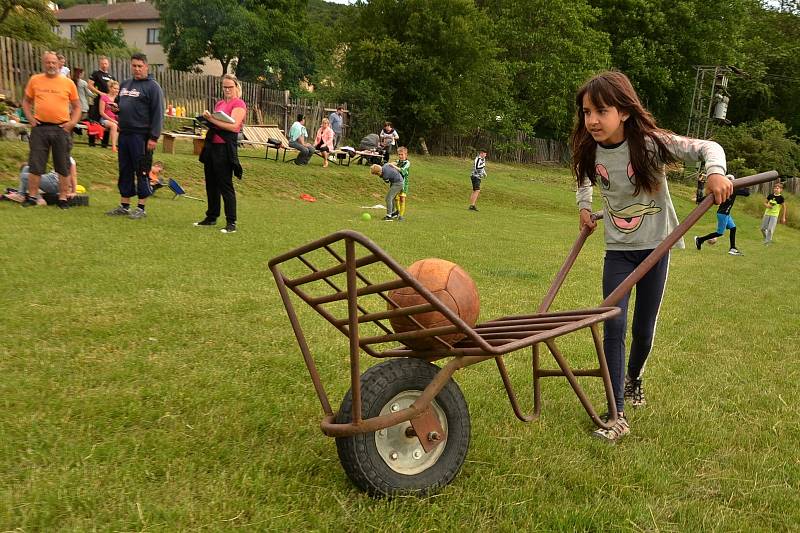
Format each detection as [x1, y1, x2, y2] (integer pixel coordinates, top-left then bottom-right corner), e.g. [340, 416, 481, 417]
[1, 139, 798, 530]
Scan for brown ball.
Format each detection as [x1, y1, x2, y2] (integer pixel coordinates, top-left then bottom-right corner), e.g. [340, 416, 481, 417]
[388, 258, 480, 350]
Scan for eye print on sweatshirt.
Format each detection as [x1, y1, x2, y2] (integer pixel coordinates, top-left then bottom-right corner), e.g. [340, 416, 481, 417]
[596, 164, 611, 189]
[597, 163, 662, 234]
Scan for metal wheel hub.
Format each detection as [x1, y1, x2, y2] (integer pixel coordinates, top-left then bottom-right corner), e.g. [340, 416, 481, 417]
[375, 390, 447, 475]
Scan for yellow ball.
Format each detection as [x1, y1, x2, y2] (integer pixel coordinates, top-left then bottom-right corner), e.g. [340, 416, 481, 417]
[75, 184, 86, 194]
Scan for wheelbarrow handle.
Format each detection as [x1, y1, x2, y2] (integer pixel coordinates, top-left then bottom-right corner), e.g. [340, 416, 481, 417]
[537, 210, 603, 313]
[730, 171, 780, 190]
[601, 169, 778, 308]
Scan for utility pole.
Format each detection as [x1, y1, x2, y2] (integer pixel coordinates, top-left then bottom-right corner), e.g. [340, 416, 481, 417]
[686, 65, 731, 141]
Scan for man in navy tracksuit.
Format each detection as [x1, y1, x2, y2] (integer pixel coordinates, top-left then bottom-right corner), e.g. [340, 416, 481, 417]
[106, 53, 164, 219]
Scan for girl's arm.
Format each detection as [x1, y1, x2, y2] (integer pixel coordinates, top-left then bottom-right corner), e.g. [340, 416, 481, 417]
[576, 177, 596, 231]
[666, 134, 731, 203]
[202, 106, 246, 133]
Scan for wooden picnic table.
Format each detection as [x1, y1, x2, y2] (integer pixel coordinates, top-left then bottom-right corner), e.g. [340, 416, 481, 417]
[161, 131, 205, 155]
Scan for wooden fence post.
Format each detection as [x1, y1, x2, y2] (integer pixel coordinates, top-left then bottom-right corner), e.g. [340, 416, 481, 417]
[283, 90, 290, 133]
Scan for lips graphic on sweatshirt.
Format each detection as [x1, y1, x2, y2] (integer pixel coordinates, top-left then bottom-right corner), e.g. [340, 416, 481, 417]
[603, 196, 662, 233]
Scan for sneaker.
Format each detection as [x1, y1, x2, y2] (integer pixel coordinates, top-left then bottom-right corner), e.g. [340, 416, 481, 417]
[128, 207, 147, 220]
[221, 223, 236, 233]
[22, 196, 40, 207]
[193, 218, 216, 226]
[694, 236, 701, 250]
[592, 413, 630, 443]
[624, 375, 646, 408]
[106, 205, 130, 216]
[390, 210, 399, 218]
[728, 248, 743, 256]
[396, 216, 405, 222]
[382, 215, 394, 221]
[468, 205, 478, 211]
[57, 199, 70, 210]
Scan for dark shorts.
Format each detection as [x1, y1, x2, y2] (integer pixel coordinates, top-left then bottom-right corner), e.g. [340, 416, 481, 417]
[28, 124, 72, 176]
[471, 176, 481, 191]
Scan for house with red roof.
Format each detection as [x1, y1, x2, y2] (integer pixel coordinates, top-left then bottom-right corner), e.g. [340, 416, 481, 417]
[54, 0, 223, 76]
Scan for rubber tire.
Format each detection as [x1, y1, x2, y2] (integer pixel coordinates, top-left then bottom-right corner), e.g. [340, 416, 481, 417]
[335, 358, 470, 497]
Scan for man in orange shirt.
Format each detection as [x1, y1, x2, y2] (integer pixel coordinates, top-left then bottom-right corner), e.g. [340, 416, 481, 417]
[21, 50, 81, 208]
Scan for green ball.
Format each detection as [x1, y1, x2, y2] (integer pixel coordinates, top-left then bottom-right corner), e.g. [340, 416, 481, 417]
[361, 212, 372, 221]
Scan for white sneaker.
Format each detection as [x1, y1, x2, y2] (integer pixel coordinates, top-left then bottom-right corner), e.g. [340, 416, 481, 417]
[728, 248, 743, 256]
[592, 413, 630, 443]
[128, 207, 147, 219]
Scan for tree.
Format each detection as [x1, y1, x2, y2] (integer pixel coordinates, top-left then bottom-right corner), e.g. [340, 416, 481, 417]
[0, 0, 53, 25]
[714, 118, 800, 176]
[587, 0, 754, 132]
[153, 0, 312, 88]
[305, 0, 349, 89]
[75, 19, 129, 54]
[479, 0, 611, 139]
[342, 0, 509, 143]
[727, 4, 800, 135]
[0, 0, 61, 45]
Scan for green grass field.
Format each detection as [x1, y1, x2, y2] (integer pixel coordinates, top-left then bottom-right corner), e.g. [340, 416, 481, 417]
[1, 139, 798, 531]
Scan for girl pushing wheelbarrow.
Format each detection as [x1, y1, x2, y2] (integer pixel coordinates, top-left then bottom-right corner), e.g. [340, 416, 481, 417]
[270, 71, 775, 497]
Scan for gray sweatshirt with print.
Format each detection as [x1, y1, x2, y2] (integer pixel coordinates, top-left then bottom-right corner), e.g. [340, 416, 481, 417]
[575, 134, 726, 251]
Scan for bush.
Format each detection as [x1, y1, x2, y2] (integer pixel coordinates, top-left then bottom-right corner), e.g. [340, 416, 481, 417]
[713, 118, 800, 177]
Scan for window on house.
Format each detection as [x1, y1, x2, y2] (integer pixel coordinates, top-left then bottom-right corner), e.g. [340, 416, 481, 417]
[70, 25, 84, 40]
[147, 28, 161, 45]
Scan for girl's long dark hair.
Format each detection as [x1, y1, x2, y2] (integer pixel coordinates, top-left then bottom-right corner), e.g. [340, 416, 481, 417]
[570, 71, 678, 195]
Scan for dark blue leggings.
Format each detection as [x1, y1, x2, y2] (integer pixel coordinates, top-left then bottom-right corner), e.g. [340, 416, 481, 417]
[603, 250, 670, 413]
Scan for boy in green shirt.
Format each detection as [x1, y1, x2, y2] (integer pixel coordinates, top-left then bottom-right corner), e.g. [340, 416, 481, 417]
[389, 146, 410, 221]
[760, 182, 787, 244]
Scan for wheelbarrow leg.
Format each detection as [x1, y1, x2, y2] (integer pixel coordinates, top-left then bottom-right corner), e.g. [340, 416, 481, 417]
[542, 334, 618, 430]
[590, 323, 618, 429]
[494, 348, 542, 422]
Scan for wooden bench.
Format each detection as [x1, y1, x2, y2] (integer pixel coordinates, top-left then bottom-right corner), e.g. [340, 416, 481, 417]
[162, 132, 205, 155]
[240, 125, 299, 162]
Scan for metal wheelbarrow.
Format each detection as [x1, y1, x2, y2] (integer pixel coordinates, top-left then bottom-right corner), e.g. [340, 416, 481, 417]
[269, 171, 777, 497]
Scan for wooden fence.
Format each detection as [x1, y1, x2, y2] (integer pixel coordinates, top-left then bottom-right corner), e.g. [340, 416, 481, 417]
[0, 36, 349, 138]
[754, 177, 798, 195]
[425, 129, 569, 164]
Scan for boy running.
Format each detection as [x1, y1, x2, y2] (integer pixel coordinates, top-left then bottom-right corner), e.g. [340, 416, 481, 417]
[761, 182, 787, 244]
[694, 175, 749, 256]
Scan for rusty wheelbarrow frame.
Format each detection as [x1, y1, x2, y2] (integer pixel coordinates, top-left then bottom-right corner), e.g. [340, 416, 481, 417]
[269, 170, 777, 496]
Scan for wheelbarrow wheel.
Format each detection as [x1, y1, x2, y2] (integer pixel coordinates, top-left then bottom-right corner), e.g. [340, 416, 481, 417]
[335, 358, 470, 497]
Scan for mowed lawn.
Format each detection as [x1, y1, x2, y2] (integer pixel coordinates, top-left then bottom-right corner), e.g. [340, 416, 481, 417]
[1, 139, 798, 531]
